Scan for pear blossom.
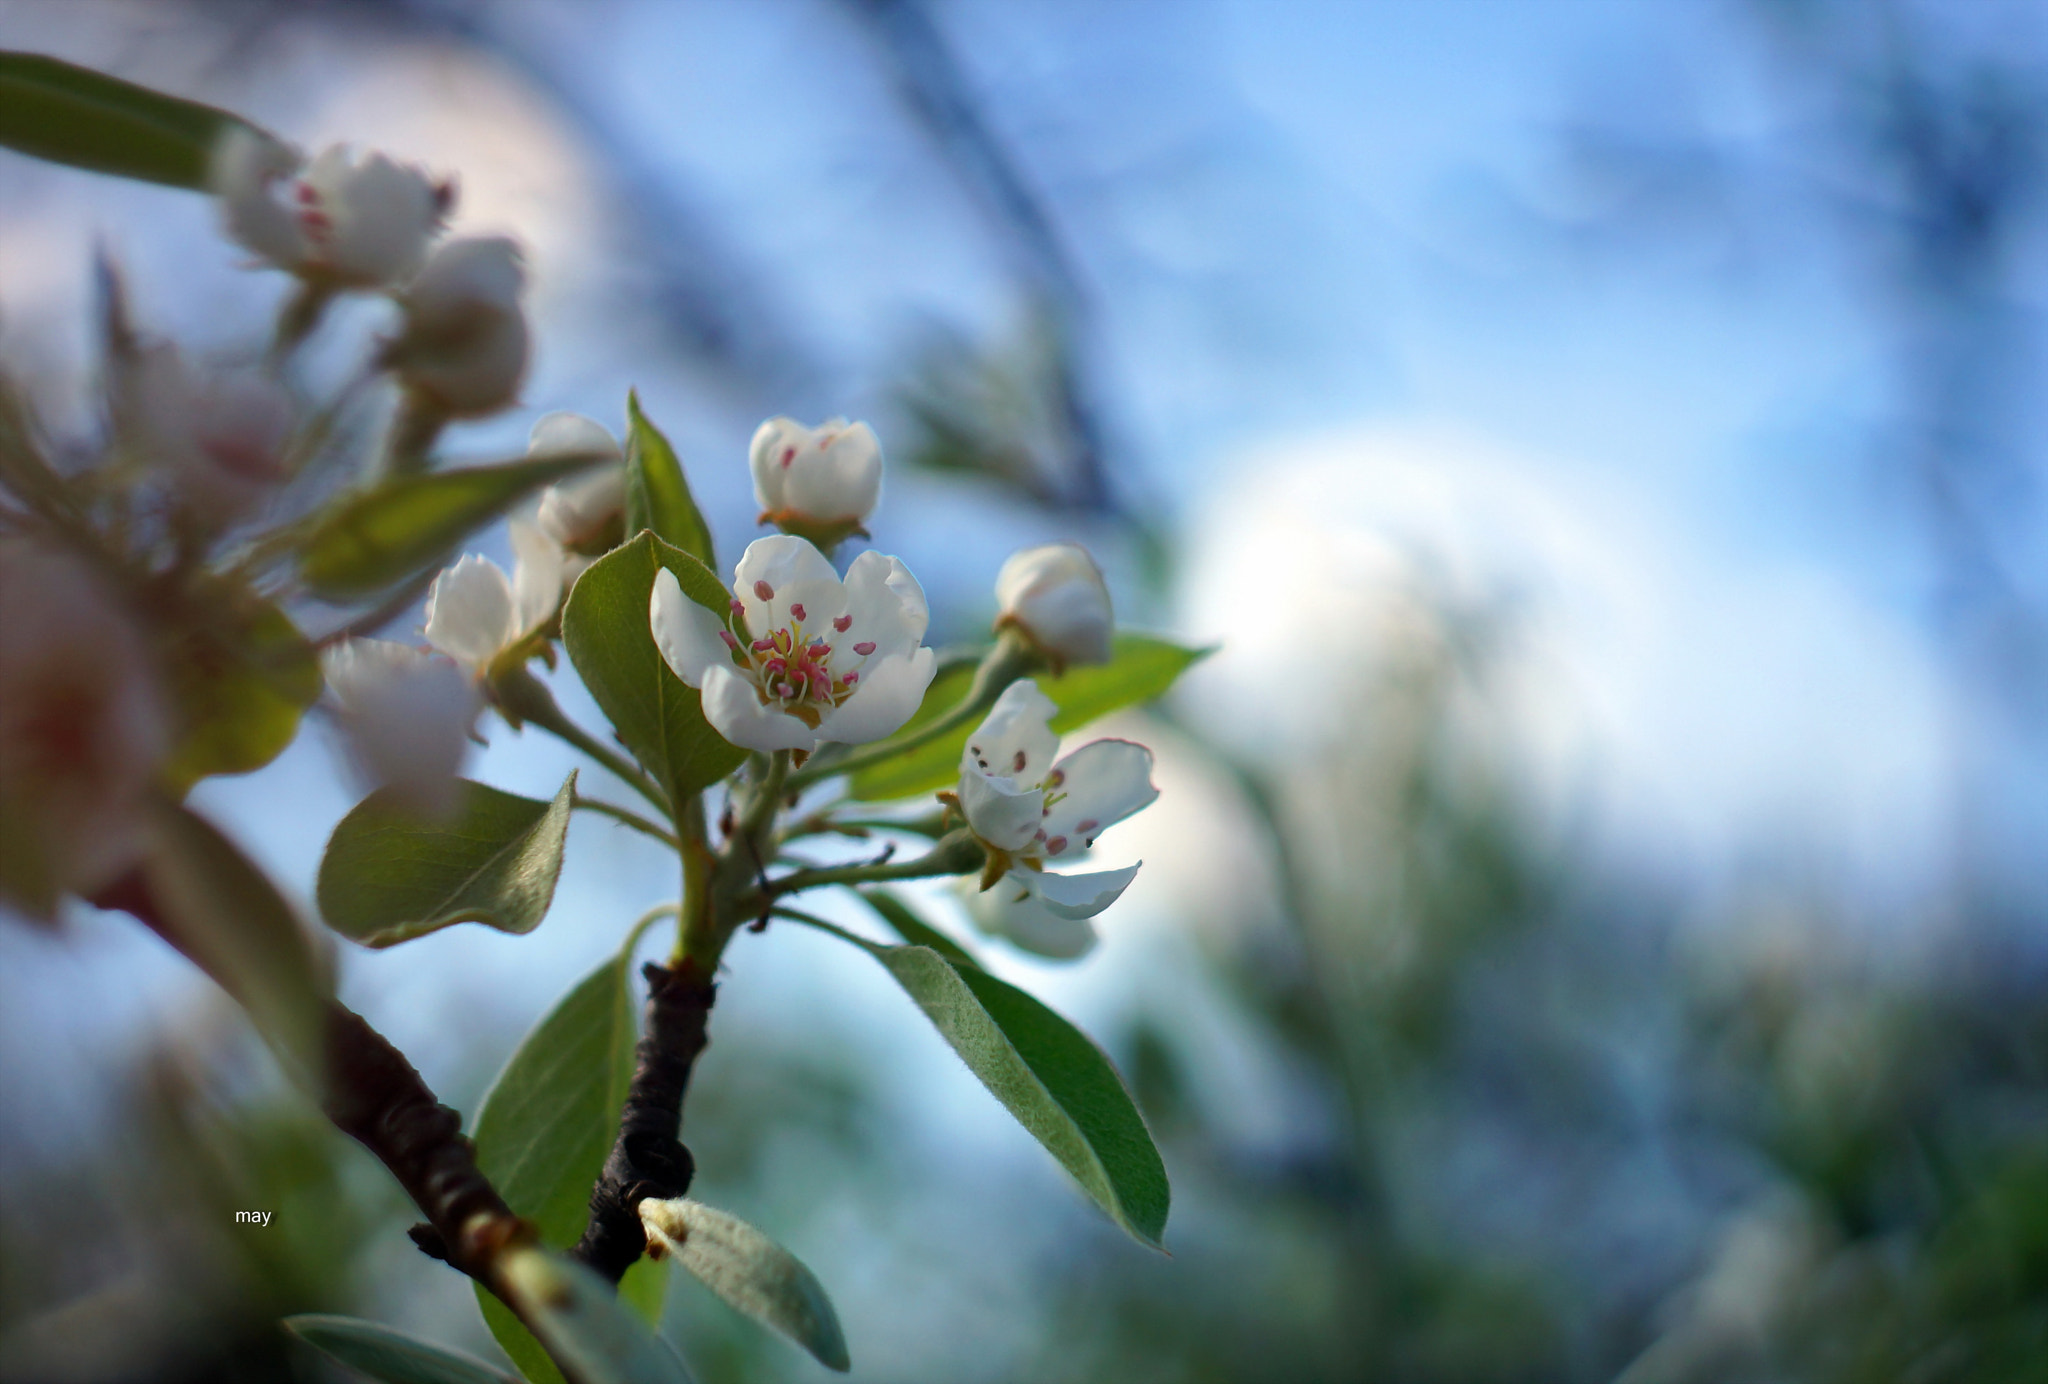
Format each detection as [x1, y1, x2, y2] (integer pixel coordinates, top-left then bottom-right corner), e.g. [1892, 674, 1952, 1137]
[112, 341, 295, 520]
[320, 638, 479, 817]
[385, 236, 530, 417]
[0, 540, 170, 916]
[994, 543, 1114, 670]
[749, 416, 883, 547]
[650, 534, 937, 754]
[422, 529, 565, 681]
[529, 412, 627, 567]
[950, 679, 1156, 958]
[210, 126, 449, 288]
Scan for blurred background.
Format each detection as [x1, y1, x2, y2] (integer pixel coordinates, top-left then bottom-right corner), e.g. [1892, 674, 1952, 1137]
[4, 0, 2048, 1379]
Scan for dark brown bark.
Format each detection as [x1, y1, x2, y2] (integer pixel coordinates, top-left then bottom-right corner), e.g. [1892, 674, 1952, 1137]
[568, 960, 717, 1283]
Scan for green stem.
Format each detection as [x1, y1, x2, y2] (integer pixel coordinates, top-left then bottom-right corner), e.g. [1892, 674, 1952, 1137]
[496, 667, 672, 818]
[573, 795, 681, 850]
[785, 634, 1037, 792]
[758, 830, 985, 902]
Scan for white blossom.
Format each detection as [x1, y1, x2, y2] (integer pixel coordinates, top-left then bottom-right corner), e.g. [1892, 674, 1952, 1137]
[386, 236, 530, 417]
[994, 543, 1114, 670]
[529, 412, 627, 564]
[951, 679, 1156, 958]
[650, 534, 937, 754]
[320, 638, 480, 817]
[0, 540, 169, 915]
[421, 530, 564, 681]
[749, 416, 883, 546]
[210, 126, 448, 288]
[112, 341, 295, 520]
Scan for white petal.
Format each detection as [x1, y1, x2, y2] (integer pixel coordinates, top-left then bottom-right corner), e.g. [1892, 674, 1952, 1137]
[782, 420, 883, 522]
[321, 638, 479, 817]
[530, 411, 621, 461]
[1042, 738, 1158, 849]
[961, 876, 1100, 961]
[813, 646, 935, 745]
[995, 543, 1114, 666]
[209, 126, 308, 270]
[748, 416, 805, 512]
[732, 534, 841, 638]
[423, 554, 515, 675]
[961, 678, 1060, 789]
[957, 768, 1043, 850]
[700, 663, 817, 753]
[836, 550, 929, 660]
[1032, 862, 1142, 920]
[650, 567, 733, 687]
[509, 520, 565, 633]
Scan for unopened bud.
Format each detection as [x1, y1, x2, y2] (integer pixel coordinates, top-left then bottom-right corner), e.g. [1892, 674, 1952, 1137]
[749, 416, 883, 550]
[992, 543, 1113, 671]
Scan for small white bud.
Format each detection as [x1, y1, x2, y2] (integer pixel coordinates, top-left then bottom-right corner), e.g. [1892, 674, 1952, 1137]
[320, 638, 480, 818]
[993, 542, 1114, 670]
[529, 413, 627, 553]
[749, 417, 883, 549]
[386, 236, 530, 418]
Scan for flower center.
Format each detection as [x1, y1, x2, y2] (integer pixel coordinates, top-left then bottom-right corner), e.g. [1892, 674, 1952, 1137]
[720, 592, 874, 728]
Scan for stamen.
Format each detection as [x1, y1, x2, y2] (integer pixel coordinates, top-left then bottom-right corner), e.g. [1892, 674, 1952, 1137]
[752, 638, 775, 653]
[790, 602, 807, 622]
[1076, 818, 1099, 834]
[853, 641, 876, 656]
[754, 580, 775, 601]
[780, 445, 796, 467]
[1045, 769, 1066, 788]
[1045, 836, 1069, 856]
[833, 614, 853, 632]
[729, 599, 745, 619]
[1013, 750, 1028, 773]
[719, 630, 741, 652]
[841, 671, 859, 685]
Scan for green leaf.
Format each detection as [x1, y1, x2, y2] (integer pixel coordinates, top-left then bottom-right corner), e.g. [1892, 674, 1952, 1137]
[640, 1198, 848, 1372]
[496, 1248, 696, 1384]
[472, 916, 670, 1381]
[0, 51, 259, 189]
[849, 633, 1209, 802]
[624, 391, 715, 572]
[138, 797, 332, 1077]
[841, 933, 1168, 1247]
[317, 773, 576, 948]
[284, 1314, 520, 1384]
[857, 888, 981, 970]
[299, 450, 612, 600]
[561, 531, 745, 803]
[158, 585, 322, 794]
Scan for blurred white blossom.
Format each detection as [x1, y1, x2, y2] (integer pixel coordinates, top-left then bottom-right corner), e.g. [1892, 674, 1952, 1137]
[112, 341, 295, 521]
[210, 127, 448, 288]
[320, 638, 479, 817]
[385, 236, 529, 417]
[994, 543, 1114, 670]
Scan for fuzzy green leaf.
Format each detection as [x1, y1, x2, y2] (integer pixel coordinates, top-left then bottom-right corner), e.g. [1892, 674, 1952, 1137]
[848, 633, 1209, 802]
[316, 773, 576, 948]
[561, 531, 746, 802]
[838, 933, 1168, 1247]
[0, 51, 259, 189]
[284, 1314, 519, 1384]
[472, 921, 669, 1382]
[299, 450, 611, 600]
[624, 391, 715, 572]
[494, 1249, 695, 1384]
[641, 1198, 848, 1371]
[157, 584, 321, 794]
[138, 797, 332, 1076]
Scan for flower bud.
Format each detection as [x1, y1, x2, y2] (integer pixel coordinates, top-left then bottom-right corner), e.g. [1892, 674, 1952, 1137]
[385, 236, 530, 418]
[320, 638, 479, 818]
[113, 342, 295, 522]
[210, 126, 450, 289]
[530, 413, 627, 555]
[749, 416, 883, 550]
[993, 543, 1113, 670]
[0, 540, 170, 917]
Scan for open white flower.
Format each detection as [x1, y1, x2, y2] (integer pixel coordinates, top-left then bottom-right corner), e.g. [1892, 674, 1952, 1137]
[749, 417, 882, 548]
[321, 638, 480, 817]
[0, 540, 169, 916]
[951, 679, 1156, 958]
[210, 126, 449, 288]
[113, 341, 295, 521]
[422, 529, 564, 680]
[386, 236, 530, 417]
[994, 543, 1114, 670]
[650, 534, 936, 754]
[529, 412, 627, 565]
